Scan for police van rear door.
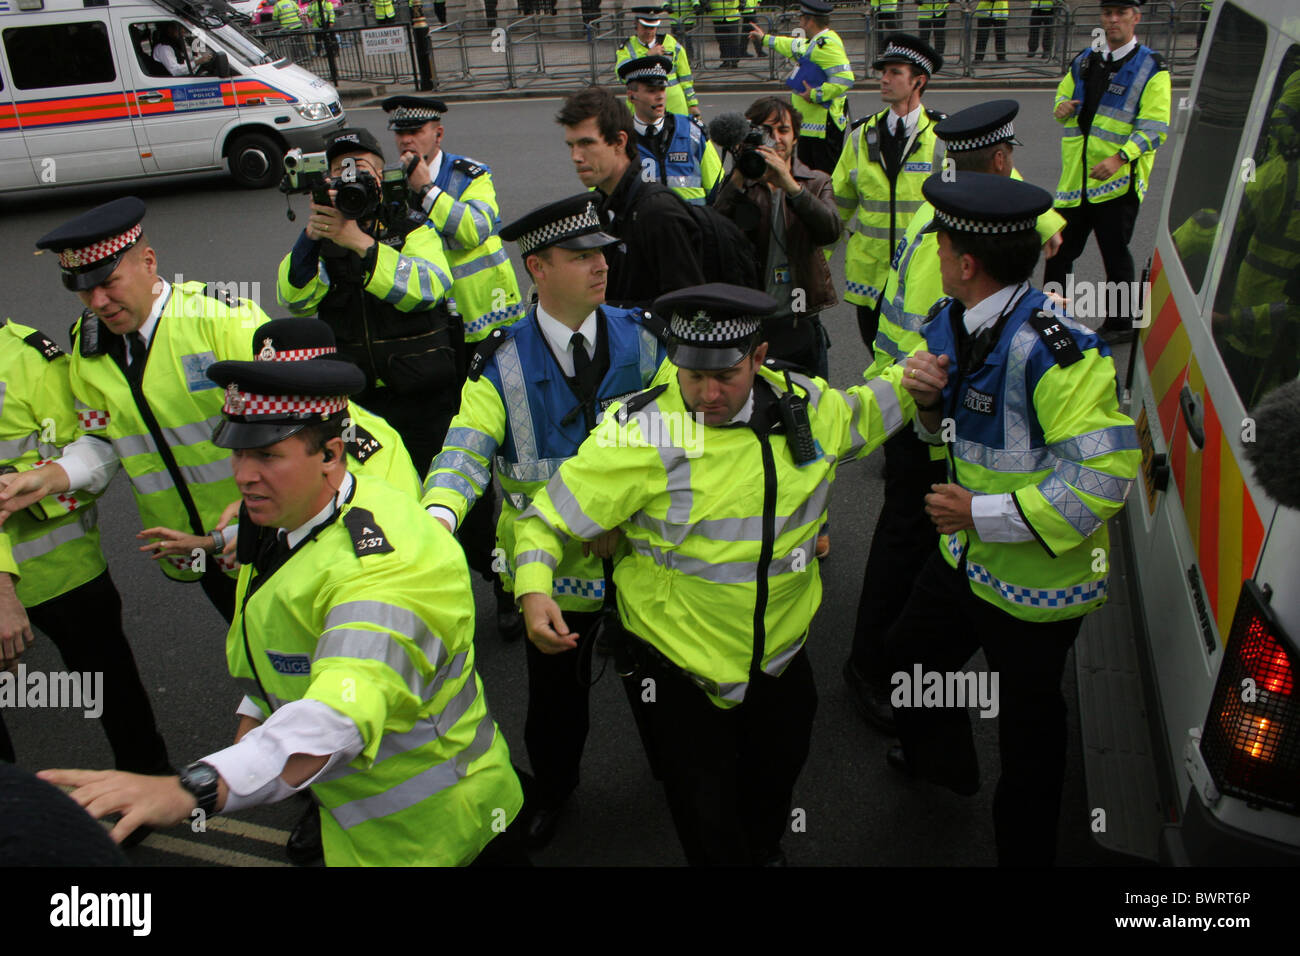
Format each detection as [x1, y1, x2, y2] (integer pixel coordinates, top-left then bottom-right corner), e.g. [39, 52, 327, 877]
[0, 6, 147, 186]
[1131, 0, 1300, 849]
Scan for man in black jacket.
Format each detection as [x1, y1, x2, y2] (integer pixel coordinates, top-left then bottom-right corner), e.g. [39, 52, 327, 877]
[557, 87, 707, 310]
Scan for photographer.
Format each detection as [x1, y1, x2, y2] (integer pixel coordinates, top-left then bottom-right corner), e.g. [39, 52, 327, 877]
[713, 97, 840, 378]
[277, 128, 459, 475]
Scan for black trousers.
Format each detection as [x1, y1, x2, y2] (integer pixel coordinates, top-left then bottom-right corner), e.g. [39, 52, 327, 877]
[850, 426, 947, 683]
[632, 641, 816, 865]
[0, 571, 169, 774]
[856, 302, 883, 350]
[1027, 8, 1053, 54]
[715, 18, 742, 62]
[974, 17, 1007, 61]
[796, 121, 844, 177]
[917, 12, 948, 57]
[885, 551, 1082, 866]
[523, 610, 604, 808]
[356, 383, 455, 479]
[874, 11, 901, 57]
[761, 312, 829, 379]
[1042, 190, 1141, 330]
[458, 480, 501, 588]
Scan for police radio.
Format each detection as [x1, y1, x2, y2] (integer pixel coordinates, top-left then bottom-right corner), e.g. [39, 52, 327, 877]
[777, 371, 818, 465]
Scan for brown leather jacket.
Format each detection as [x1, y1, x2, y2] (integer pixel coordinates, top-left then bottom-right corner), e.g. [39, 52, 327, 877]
[713, 157, 841, 315]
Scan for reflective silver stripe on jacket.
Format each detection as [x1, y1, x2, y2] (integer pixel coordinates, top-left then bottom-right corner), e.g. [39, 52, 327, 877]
[497, 456, 565, 483]
[865, 377, 903, 437]
[382, 254, 452, 306]
[441, 426, 498, 460]
[235, 676, 289, 712]
[433, 449, 491, 490]
[495, 337, 538, 462]
[427, 470, 476, 502]
[0, 431, 38, 461]
[1038, 472, 1102, 538]
[10, 507, 94, 563]
[329, 712, 496, 830]
[128, 457, 233, 495]
[536, 472, 607, 539]
[315, 626, 442, 699]
[112, 414, 224, 458]
[628, 532, 817, 584]
[515, 549, 557, 570]
[638, 326, 659, 383]
[630, 480, 828, 548]
[951, 531, 1109, 609]
[449, 245, 509, 281]
[1054, 458, 1132, 503]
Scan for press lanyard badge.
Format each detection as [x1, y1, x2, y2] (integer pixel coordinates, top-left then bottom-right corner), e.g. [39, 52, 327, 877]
[773, 264, 791, 285]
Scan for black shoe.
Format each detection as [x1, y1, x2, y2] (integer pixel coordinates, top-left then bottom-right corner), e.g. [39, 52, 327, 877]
[843, 660, 896, 733]
[886, 743, 980, 797]
[286, 802, 323, 865]
[525, 801, 566, 850]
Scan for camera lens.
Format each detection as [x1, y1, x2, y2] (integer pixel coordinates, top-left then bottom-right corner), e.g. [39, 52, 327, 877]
[334, 179, 375, 220]
[738, 148, 767, 179]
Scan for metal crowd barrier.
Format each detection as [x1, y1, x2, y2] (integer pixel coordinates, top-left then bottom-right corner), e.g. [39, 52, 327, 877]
[262, 2, 1205, 95]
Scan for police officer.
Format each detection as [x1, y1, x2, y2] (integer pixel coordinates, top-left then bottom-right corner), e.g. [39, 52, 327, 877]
[278, 127, 457, 476]
[40, 346, 525, 865]
[511, 283, 926, 865]
[846, 100, 1067, 729]
[710, 0, 743, 69]
[750, 0, 855, 176]
[618, 55, 723, 206]
[306, 0, 336, 59]
[973, 0, 1008, 63]
[1028, 0, 1055, 58]
[616, 5, 702, 121]
[0, 198, 268, 622]
[0, 318, 169, 780]
[384, 97, 525, 640]
[371, 0, 396, 23]
[1045, 0, 1170, 342]
[833, 33, 944, 348]
[887, 173, 1140, 865]
[870, 0, 902, 57]
[916, 0, 950, 59]
[424, 195, 667, 849]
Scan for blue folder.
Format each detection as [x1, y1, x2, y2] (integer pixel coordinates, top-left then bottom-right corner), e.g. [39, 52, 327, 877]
[785, 58, 827, 93]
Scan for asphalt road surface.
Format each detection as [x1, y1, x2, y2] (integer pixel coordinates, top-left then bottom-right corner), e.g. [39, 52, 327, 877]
[0, 88, 1173, 867]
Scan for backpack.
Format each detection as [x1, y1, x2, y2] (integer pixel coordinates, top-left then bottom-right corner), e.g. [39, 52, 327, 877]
[683, 202, 762, 291]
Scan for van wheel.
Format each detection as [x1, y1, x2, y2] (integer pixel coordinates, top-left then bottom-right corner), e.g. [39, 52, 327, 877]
[227, 132, 282, 189]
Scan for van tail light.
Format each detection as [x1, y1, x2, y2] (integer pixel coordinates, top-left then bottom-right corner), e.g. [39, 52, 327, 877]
[1199, 581, 1300, 814]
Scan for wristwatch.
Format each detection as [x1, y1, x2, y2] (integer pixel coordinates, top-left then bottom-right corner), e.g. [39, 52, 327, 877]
[178, 761, 220, 816]
[416, 182, 436, 205]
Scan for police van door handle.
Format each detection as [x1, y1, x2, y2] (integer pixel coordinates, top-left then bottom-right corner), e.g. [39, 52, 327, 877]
[138, 92, 165, 104]
[1179, 383, 1205, 450]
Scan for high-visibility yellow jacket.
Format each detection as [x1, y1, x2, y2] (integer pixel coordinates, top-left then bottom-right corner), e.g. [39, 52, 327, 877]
[765, 29, 854, 141]
[976, 0, 1008, 18]
[419, 153, 524, 343]
[371, 0, 395, 18]
[230, 474, 523, 865]
[617, 33, 700, 115]
[274, 0, 303, 29]
[69, 282, 267, 582]
[921, 287, 1140, 621]
[709, 0, 739, 22]
[308, 0, 335, 26]
[917, 1, 950, 17]
[0, 321, 105, 606]
[1054, 44, 1170, 207]
[513, 362, 914, 707]
[832, 106, 945, 308]
[345, 402, 421, 498]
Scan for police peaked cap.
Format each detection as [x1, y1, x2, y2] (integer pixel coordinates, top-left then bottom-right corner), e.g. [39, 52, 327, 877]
[655, 283, 779, 371]
[500, 194, 618, 257]
[630, 4, 669, 25]
[36, 197, 147, 292]
[873, 33, 943, 77]
[922, 172, 1052, 235]
[934, 100, 1023, 152]
[382, 95, 449, 130]
[798, 0, 833, 16]
[207, 318, 366, 450]
[618, 54, 674, 87]
[324, 127, 386, 164]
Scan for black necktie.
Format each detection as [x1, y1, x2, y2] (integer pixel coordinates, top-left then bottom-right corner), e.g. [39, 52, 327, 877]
[895, 117, 905, 139]
[570, 331, 591, 383]
[254, 529, 290, 575]
[126, 331, 148, 383]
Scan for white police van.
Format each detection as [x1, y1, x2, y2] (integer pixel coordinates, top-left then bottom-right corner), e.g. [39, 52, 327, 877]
[0, 0, 344, 190]
[1077, 0, 1300, 864]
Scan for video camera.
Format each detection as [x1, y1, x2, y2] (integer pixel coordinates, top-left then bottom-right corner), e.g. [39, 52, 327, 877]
[707, 111, 777, 180]
[279, 148, 414, 227]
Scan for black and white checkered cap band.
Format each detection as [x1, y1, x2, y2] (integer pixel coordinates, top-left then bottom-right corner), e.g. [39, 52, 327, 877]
[636, 13, 664, 23]
[881, 42, 936, 74]
[517, 202, 603, 255]
[626, 64, 670, 83]
[933, 208, 1038, 234]
[669, 311, 760, 343]
[390, 105, 441, 124]
[944, 120, 1015, 152]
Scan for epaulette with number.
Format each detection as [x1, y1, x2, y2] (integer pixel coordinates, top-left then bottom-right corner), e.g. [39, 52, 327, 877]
[345, 422, 382, 465]
[343, 508, 395, 557]
[852, 109, 887, 133]
[23, 329, 63, 361]
[1027, 309, 1084, 368]
[639, 309, 669, 344]
[467, 326, 510, 381]
[926, 108, 947, 123]
[924, 296, 952, 323]
[74, 311, 106, 357]
[452, 156, 489, 179]
[763, 356, 813, 376]
[615, 384, 668, 424]
[201, 283, 238, 307]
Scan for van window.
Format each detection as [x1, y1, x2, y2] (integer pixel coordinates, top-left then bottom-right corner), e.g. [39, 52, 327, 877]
[1207, 47, 1300, 409]
[130, 21, 207, 79]
[1166, 2, 1268, 294]
[4, 21, 116, 89]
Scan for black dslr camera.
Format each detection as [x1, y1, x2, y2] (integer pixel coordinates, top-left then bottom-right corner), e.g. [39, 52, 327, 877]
[734, 123, 776, 180]
[280, 148, 414, 227]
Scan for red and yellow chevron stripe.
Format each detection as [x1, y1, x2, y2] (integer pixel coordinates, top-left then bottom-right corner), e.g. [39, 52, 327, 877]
[0, 80, 295, 132]
[1141, 250, 1266, 641]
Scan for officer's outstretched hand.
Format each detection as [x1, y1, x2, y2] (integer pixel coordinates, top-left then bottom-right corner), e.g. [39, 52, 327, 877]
[748, 24, 765, 41]
[0, 464, 71, 527]
[37, 770, 202, 844]
[901, 350, 949, 408]
[0, 574, 33, 672]
[924, 483, 976, 534]
[520, 592, 579, 654]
